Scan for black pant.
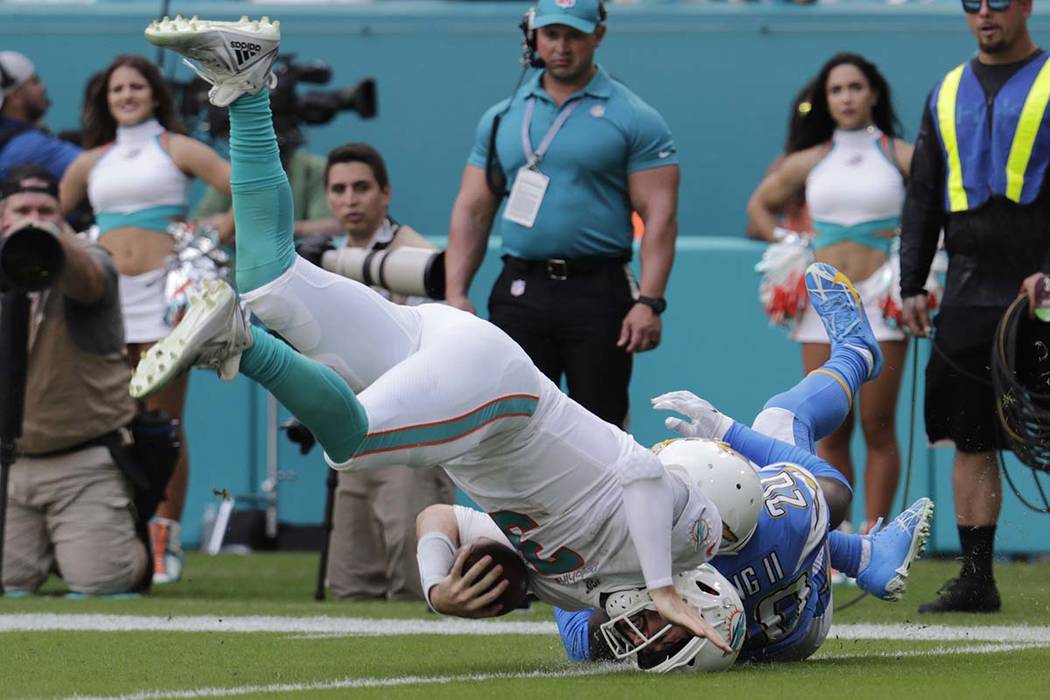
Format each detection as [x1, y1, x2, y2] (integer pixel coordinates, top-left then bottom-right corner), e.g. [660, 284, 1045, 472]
[488, 258, 635, 427]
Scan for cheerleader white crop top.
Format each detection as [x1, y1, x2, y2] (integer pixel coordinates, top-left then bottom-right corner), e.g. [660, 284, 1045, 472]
[805, 127, 905, 252]
[87, 118, 190, 235]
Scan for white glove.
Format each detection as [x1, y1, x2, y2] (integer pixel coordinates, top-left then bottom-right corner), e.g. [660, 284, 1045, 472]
[650, 390, 734, 440]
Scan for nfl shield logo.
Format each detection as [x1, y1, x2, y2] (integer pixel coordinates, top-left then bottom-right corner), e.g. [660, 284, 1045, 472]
[510, 279, 527, 297]
[556, 0, 576, 7]
[590, 104, 605, 119]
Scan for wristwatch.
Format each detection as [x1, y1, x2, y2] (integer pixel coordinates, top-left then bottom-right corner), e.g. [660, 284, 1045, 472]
[635, 295, 667, 315]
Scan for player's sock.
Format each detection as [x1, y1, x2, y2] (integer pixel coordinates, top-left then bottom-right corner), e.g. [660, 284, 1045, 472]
[828, 530, 871, 579]
[722, 421, 852, 493]
[761, 345, 868, 449]
[228, 90, 297, 292]
[555, 608, 594, 663]
[240, 326, 366, 462]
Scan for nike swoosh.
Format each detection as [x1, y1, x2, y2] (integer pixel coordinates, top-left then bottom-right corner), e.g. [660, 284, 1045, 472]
[658, 150, 673, 158]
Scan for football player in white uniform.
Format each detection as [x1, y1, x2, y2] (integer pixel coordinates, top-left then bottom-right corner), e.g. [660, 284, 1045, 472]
[424, 263, 931, 670]
[133, 16, 728, 651]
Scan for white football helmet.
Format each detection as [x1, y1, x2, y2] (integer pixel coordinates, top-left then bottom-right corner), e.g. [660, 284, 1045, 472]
[653, 437, 762, 554]
[599, 564, 747, 673]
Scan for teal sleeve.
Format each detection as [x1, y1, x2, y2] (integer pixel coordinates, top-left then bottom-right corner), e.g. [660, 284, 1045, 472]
[626, 99, 679, 173]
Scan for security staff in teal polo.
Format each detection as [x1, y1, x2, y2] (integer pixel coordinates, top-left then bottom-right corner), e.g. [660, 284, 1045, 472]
[444, 0, 680, 428]
[900, 0, 1050, 615]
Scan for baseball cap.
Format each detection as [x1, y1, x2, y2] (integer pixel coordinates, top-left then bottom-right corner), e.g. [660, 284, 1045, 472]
[0, 51, 36, 110]
[533, 0, 604, 35]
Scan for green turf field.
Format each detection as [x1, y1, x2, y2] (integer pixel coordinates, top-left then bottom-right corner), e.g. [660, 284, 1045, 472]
[2, 553, 1047, 699]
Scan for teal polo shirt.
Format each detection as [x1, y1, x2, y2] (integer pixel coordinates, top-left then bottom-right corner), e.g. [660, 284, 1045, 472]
[468, 66, 678, 260]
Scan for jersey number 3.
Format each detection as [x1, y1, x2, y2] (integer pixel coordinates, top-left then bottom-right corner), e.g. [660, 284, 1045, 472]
[489, 510, 585, 576]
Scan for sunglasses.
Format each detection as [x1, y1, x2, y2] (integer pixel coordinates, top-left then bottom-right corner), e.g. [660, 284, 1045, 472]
[961, 0, 1011, 12]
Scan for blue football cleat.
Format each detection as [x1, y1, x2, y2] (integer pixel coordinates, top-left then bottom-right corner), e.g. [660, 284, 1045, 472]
[857, 497, 934, 601]
[805, 262, 883, 381]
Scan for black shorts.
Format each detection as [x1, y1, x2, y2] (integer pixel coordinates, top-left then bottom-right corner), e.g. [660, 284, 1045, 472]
[925, 306, 1007, 453]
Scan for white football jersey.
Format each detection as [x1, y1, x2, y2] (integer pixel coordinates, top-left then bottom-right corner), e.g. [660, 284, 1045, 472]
[328, 303, 721, 610]
[444, 374, 721, 610]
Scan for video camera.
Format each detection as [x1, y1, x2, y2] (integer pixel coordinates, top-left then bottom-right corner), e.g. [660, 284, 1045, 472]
[172, 56, 377, 153]
[0, 221, 65, 293]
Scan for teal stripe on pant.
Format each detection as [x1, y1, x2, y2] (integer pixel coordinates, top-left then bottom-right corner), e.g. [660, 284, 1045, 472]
[357, 395, 538, 457]
[228, 90, 297, 292]
[241, 327, 367, 463]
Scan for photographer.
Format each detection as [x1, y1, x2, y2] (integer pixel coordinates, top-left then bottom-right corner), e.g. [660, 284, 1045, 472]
[1, 165, 148, 595]
[319, 143, 454, 601]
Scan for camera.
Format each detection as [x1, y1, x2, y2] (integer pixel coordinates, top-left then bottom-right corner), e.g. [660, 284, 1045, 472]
[0, 221, 65, 293]
[175, 56, 377, 155]
[321, 246, 445, 301]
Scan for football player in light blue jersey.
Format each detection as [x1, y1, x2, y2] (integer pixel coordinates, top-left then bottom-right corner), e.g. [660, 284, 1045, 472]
[556, 262, 934, 667]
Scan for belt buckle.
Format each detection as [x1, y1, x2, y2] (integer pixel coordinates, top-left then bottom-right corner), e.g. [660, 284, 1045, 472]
[547, 259, 568, 281]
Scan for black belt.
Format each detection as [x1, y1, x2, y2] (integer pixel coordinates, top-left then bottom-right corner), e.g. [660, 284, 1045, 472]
[19, 430, 122, 459]
[502, 255, 629, 281]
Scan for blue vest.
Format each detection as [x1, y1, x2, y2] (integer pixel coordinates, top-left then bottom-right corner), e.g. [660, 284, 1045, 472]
[930, 53, 1050, 212]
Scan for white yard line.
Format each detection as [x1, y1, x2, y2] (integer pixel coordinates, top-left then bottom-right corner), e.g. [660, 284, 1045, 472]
[9, 615, 1045, 700]
[815, 641, 1050, 660]
[57, 665, 631, 700]
[2, 614, 1050, 644]
[0, 614, 556, 635]
[54, 642, 1050, 700]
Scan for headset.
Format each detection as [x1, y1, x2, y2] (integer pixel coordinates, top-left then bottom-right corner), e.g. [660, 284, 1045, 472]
[485, 2, 608, 197]
[519, 2, 608, 69]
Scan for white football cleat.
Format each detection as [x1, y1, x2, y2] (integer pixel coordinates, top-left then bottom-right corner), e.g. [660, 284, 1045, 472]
[144, 15, 280, 107]
[130, 278, 253, 400]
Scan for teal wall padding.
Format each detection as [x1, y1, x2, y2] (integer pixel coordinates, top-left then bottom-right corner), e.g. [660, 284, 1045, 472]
[4, 2, 1047, 553]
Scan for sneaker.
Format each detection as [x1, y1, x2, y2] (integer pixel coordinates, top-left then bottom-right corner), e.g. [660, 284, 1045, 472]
[804, 262, 883, 381]
[150, 517, 184, 585]
[130, 279, 253, 400]
[144, 15, 280, 107]
[918, 576, 1002, 613]
[856, 497, 934, 601]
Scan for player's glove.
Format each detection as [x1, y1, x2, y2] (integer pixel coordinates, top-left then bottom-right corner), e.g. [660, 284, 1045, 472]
[650, 390, 734, 440]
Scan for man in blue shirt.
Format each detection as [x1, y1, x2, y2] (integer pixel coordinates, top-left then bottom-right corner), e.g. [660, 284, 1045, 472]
[444, 0, 679, 428]
[0, 51, 81, 181]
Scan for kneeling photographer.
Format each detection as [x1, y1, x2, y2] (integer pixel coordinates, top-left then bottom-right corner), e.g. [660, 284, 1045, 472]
[0, 165, 175, 596]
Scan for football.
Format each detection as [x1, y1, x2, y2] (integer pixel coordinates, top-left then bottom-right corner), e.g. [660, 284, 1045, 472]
[462, 538, 530, 616]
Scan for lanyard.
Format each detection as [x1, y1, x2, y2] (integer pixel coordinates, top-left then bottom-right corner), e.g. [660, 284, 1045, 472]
[522, 96, 579, 169]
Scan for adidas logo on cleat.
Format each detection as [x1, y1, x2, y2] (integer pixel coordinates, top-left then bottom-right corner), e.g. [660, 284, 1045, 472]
[231, 40, 262, 65]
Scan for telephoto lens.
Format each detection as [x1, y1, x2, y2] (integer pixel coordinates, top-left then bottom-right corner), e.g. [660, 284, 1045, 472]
[0, 221, 65, 292]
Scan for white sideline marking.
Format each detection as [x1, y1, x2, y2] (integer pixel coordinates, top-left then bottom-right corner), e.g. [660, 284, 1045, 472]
[54, 642, 1050, 700]
[816, 642, 1049, 661]
[830, 624, 1050, 644]
[58, 665, 630, 700]
[0, 614, 557, 636]
[11, 616, 1045, 700]
[2, 615, 1050, 644]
